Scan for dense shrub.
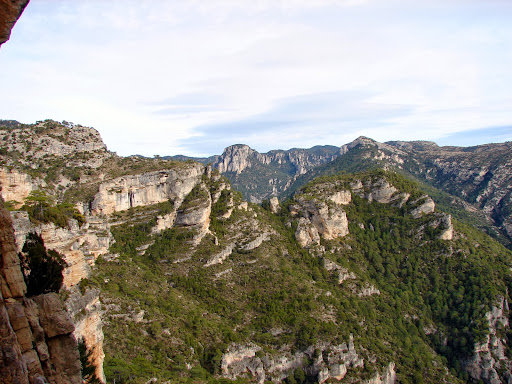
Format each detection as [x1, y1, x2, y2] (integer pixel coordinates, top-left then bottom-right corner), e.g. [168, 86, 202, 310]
[21, 190, 86, 227]
[21, 232, 67, 296]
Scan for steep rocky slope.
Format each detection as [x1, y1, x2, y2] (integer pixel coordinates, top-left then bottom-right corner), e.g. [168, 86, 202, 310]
[90, 167, 511, 383]
[172, 137, 512, 251]
[0, 197, 82, 384]
[0, 120, 210, 382]
[169, 144, 341, 203]
[278, 137, 512, 249]
[387, 140, 512, 243]
[2, 120, 512, 384]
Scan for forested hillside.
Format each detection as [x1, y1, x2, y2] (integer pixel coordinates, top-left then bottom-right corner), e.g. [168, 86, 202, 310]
[89, 170, 512, 383]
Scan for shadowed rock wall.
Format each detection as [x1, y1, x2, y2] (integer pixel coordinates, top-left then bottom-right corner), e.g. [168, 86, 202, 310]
[0, 0, 29, 47]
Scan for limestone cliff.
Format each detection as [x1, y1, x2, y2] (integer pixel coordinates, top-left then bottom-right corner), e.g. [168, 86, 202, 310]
[8, 213, 109, 382]
[0, 198, 82, 384]
[0, 168, 46, 208]
[89, 164, 204, 215]
[0, 119, 221, 382]
[207, 144, 341, 202]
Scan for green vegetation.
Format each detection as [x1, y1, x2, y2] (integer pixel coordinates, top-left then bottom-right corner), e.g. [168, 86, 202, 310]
[20, 190, 85, 227]
[79, 340, 103, 384]
[86, 170, 512, 383]
[21, 232, 67, 297]
[281, 143, 512, 249]
[5, 119, 509, 383]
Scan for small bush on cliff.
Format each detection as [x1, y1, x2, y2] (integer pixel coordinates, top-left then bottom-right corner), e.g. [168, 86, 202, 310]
[21, 232, 67, 296]
[21, 190, 86, 227]
[79, 340, 102, 384]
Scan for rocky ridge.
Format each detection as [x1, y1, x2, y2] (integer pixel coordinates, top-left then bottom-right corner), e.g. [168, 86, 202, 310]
[387, 140, 512, 243]
[291, 173, 452, 248]
[0, 120, 218, 382]
[192, 144, 341, 203]
[186, 137, 511, 248]
[220, 336, 396, 384]
[1, 120, 511, 383]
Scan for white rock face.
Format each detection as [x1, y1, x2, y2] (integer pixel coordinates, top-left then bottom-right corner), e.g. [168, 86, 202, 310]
[438, 214, 453, 240]
[317, 336, 364, 383]
[0, 168, 46, 207]
[294, 199, 349, 247]
[358, 284, 381, 297]
[240, 232, 273, 251]
[221, 336, 382, 384]
[329, 190, 352, 205]
[295, 217, 321, 247]
[216, 145, 255, 174]
[205, 244, 236, 267]
[464, 297, 512, 384]
[350, 178, 400, 204]
[410, 197, 436, 218]
[151, 211, 177, 234]
[269, 196, 280, 213]
[364, 362, 397, 384]
[221, 343, 263, 380]
[90, 165, 203, 215]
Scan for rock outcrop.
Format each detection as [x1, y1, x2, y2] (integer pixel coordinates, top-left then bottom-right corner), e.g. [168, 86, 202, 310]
[0, 198, 82, 384]
[291, 184, 351, 248]
[0, 168, 46, 208]
[207, 144, 341, 202]
[365, 362, 397, 384]
[175, 182, 212, 245]
[350, 177, 406, 206]
[171, 136, 512, 246]
[410, 196, 435, 218]
[464, 297, 512, 384]
[220, 337, 394, 384]
[0, 0, 29, 47]
[89, 165, 203, 215]
[10, 213, 110, 288]
[66, 288, 105, 382]
[269, 196, 280, 214]
[292, 173, 452, 248]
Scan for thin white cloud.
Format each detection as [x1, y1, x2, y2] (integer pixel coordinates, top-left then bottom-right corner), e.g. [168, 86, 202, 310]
[0, 0, 511, 156]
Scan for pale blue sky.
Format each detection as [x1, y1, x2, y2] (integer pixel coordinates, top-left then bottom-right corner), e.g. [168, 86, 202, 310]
[0, 0, 511, 156]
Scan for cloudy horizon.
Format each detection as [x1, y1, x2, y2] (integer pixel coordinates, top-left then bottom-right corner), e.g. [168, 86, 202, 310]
[1, 0, 511, 157]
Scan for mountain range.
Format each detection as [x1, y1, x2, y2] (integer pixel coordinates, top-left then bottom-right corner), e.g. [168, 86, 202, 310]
[169, 136, 512, 249]
[1, 119, 512, 384]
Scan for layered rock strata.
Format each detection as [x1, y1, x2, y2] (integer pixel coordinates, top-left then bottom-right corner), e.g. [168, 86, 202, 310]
[89, 164, 203, 215]
[0, 198, 82, 384]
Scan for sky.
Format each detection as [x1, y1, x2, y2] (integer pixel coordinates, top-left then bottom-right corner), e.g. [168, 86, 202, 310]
[0, 0, 511, 157]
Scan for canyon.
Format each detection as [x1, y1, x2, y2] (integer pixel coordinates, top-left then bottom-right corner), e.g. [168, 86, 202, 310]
[1, 120, 512, 384]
